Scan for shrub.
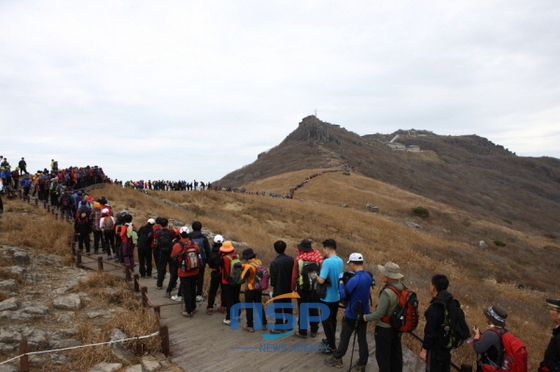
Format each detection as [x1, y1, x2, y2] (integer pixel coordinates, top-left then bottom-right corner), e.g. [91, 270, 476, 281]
[412, 206, 430, 218]
[544, 233, 557, 239]
[342, 172, 351, 176]
[494, 240, 507, 247]
[502, 218, 512, 224]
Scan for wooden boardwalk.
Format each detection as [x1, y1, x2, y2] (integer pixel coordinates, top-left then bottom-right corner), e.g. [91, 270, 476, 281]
[78, 254, 431, 372]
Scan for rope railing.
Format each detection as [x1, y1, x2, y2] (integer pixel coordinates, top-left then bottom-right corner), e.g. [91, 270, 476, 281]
[0, 332, 161, 370]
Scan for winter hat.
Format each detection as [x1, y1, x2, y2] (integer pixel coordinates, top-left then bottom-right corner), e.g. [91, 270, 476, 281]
[219, 241, 235, 253]
[483, 305, 508, 327]
[241, 248, 256, 260]
[378, 262, 404, 279]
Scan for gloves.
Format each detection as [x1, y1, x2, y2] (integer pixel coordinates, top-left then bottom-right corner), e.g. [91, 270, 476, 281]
[357, 314, 366, 322]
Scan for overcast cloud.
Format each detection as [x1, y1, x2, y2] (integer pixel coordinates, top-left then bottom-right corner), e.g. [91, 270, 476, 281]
[1, 1, 559, 183]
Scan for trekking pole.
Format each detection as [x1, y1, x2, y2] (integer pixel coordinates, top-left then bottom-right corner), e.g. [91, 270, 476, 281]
[348, 300, 362, 372]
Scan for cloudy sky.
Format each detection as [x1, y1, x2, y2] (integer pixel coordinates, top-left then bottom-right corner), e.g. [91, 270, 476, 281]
[1, 1, 559, 183]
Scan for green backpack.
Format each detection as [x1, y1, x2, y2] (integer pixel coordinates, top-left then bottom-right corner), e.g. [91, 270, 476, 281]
[227, 257, 244, 286]
[126, 225, 138, 245]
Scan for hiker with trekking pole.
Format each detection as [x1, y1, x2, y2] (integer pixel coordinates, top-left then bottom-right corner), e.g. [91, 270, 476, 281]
[324, 253, 373, 372]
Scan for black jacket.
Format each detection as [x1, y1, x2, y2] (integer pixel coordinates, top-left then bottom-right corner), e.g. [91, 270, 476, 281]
[189, 230, 211, 264]
[542, 326, 560, 371]
[423, 290, 453, 350]
[137, 224, 153, 250]
[270, 253, 294, 296]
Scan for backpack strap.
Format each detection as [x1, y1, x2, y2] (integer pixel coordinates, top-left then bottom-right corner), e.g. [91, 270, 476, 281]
[379, 283, 405, 323]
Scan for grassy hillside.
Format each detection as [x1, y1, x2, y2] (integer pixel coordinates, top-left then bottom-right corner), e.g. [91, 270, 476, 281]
[92, 169, 559, 370]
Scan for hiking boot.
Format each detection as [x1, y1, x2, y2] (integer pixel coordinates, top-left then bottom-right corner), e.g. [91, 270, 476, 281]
[269, 329, 283, 334]
[223, 319, 231, 325]
[324, 357, 343, 368]
[218, 306, 227, 314]
[295, 331, 308, 339]
[171, 295, 182, 302]
[206, 308, 214, 315]
[352, 365, 366, 372]
[262, 325, 268, 331]
[181, 311, 194, 318]
[243, 326, 255, 333]
[156, 287, 163, 290]
[196, 295, 203, 302]
[319, 346, 336, 355]
[164, 292, 171, 298]
[310, 332, 318, 338]
[322, 338, 329, 344]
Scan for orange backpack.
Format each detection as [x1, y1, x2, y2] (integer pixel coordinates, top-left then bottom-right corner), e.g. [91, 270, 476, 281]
[380, 284, 419, 333]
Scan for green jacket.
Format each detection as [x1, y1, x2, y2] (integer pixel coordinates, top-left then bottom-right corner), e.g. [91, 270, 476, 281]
[364, 281, 405, 328]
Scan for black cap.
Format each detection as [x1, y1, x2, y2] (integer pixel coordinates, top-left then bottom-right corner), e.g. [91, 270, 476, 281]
[241, 248, 256, 260]
[546, 298, 560, 310]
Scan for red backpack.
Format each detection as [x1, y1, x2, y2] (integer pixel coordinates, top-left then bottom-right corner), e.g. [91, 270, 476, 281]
[488, 329, 528, 372]
[175, 241, 200, 272]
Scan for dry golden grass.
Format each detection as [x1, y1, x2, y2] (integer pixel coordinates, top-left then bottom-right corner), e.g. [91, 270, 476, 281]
[0, 198, 74, 259]
[3, 170, 557, 370]
[103, 170, 560, 371]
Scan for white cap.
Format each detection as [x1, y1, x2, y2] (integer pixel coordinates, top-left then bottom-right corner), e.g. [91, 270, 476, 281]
[347, 253, 364, 263]
[179, 226, 190, 235]
[213, 234, 224, 243]
[147, 218, 156, 224]
[101, 208, 109, 214]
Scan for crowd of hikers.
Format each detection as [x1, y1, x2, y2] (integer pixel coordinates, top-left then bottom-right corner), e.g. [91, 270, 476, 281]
[67, 199, 560, 372]
[116, 180, 213, 191]
[3, 156, 558, 371]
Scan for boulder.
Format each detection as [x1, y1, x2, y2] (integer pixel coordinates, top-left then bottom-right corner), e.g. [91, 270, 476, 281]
[141, 356, 161, 372]
[0, 280, 17, 292]
[53, 294, 81, 310]
[0, 298, 20, 312]
[88, 362, 123, 372]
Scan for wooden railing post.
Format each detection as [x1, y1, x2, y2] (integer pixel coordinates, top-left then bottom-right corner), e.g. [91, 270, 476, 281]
[97, 256, 104, 271]
[160, 323, 170, 357]
[141, 286, 148, 307]
[75, 249, 82, 268]
[125, 265, 131, 281]
[19, 339, 29, 372]
[133, 274, 140, 292]
[154, 305, 161, 319]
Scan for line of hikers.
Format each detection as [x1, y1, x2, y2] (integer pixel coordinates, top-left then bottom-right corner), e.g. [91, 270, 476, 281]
[69, 202, 559, 372]
[118, 180, 212, 191]
[132, 223, 558, 372]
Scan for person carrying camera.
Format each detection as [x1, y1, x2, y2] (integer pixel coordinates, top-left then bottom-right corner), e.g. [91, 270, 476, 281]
[325, 253, 372, 371]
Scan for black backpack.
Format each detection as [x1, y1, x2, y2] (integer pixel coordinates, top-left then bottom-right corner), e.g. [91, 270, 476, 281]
[439, 298, 470, 349]
[157, 229, 173, 252]
[298, 260, 320, 291]
[191, 236, 207, 262]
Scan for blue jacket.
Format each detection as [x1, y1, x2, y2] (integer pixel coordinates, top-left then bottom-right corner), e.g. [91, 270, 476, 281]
[339, 270, 372, 319]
